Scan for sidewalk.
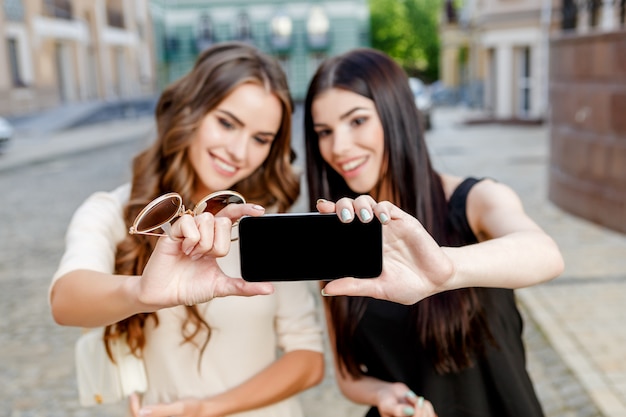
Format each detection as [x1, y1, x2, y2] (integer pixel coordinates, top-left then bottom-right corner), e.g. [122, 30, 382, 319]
[0, 116, 156, 173]
[2, 106, 625, 416]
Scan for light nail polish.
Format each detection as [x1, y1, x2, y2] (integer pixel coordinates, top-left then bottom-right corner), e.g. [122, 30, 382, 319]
[403, 406, 415, 416]
[360, 208, 371, 221]
[417, 396, 425, 408]
[380, 213, 389, 224]
[340, 208, 352, 222]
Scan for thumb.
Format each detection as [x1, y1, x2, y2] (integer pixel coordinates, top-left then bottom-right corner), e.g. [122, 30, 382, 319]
[321, 277, 380, 299]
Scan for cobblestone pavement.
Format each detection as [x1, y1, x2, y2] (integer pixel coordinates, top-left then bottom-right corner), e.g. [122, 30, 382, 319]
[1, 109, 623, 417]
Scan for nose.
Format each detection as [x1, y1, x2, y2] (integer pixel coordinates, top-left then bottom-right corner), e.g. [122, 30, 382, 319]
[331, 126, 352, 156]
[225, 132, 247, 162]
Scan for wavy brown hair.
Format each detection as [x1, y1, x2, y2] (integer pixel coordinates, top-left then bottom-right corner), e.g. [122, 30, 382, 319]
[104, 42, 299, 363]
[304, 48, 493, 375]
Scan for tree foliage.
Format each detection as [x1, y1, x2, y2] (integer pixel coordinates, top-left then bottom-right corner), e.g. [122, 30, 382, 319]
[369, 0, 442, 82]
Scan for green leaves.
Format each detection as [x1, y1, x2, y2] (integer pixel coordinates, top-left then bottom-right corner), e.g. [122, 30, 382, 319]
[369, 0, 442, 81]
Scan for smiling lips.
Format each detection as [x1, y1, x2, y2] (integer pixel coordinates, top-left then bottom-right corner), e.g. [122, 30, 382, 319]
[212, 154, 237, 175]
[339, 156, 368, 175]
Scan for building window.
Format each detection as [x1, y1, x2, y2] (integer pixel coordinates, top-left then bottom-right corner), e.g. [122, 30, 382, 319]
[236, 11, 253, 42]
[517, 47, 531, 117]
[7, 38, 25, 87]
[197, 13, 215, 52]
[562, 0, 578, 30]
[43, 0, 72, 20]
[3, 0, 25, 21]
[107, 0, 125, 28]
[588, 0, 601, 27]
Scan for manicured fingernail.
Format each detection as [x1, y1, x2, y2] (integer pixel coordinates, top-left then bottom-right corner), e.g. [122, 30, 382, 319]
[253, 204, 264, 211]
[403, 406, 415, 416]
[417, 396, 424, 408]
[316, 198, 328, 205]
[405, 390, 417, 399]
[321, 288, 332, 297]
[340, 208, 352, 222]
[360, 208, 371, 222]
[139, 409, 152, 417]
[380, 213, 389, 224]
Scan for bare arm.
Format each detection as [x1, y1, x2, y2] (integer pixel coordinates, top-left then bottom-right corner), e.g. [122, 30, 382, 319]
[50, 212, 273, 327]
[317, 180, 564, 305]
[128, 350, 323, 417]
[441, 179, 564, 291]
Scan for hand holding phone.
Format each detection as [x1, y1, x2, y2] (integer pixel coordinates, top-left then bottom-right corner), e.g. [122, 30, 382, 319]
[236, 213, 383, 282]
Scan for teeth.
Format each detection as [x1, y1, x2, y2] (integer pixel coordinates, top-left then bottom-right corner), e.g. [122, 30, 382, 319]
[215, 158, 236, 173]
[341, 157, 366, 172]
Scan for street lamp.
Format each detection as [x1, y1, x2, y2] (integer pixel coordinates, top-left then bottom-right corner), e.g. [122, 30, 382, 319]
[307, 6, 330, 51]
[270, 12, 292, 53]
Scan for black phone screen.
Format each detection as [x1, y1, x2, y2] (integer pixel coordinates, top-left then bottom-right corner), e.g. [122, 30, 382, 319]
[238, 213, 382, 282]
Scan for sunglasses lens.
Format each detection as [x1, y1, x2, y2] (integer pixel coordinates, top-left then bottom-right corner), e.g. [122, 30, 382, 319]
[135, 196, 180, 232]
[196, 193, 245, 215]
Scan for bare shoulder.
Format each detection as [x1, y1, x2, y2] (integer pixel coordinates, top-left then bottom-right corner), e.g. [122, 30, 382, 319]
[439, 175, 519, 206]
[467, 178, 523, 210]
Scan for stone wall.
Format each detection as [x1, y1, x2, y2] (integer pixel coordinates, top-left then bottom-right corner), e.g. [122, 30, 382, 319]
[548, 29, 626, 234]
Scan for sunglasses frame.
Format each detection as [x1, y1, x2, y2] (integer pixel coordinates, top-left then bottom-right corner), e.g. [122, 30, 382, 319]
[128, 190, 246, 237]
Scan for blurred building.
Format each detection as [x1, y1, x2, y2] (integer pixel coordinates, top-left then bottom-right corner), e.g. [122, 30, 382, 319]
[149, 0, 370, 101]
[548, 0, 626, 234]
[439, 0, 562, 121]
[0, 0, 156, 116]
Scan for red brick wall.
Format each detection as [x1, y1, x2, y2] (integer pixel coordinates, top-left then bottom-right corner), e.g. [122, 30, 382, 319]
[549, 30, 626, 234]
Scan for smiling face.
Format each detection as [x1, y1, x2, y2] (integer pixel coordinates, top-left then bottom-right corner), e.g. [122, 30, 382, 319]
[188, 82, 283, 200]
[311, 88, 385, 194]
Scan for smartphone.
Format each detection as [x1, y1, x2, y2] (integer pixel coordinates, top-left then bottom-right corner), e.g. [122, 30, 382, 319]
[237, 213, 383, 282]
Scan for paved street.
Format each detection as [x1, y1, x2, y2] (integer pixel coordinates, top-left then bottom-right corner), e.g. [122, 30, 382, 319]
[0, 107, 624, 417]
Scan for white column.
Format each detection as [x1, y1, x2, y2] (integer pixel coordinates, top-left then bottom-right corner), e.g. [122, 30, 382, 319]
[577, 0, 589, 33]
[496, 45, 513, 119]
[600, 0, 617, 30]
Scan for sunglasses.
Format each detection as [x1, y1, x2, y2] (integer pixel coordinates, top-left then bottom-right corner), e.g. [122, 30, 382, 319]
[128, 190, 246, 237]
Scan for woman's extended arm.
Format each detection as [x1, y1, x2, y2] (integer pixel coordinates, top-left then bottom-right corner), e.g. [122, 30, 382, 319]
[316, 181, 564, 305]
[50, 212, 273, 327]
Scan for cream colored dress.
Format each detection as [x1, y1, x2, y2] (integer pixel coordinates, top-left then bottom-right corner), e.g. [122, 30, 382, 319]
[50, 184, 324, 417]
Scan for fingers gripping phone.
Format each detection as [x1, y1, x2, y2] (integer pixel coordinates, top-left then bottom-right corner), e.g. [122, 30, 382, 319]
[232, 213, 383, 282]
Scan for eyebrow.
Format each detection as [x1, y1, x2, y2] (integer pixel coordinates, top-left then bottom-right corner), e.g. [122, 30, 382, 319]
[216, 109, 277, 137]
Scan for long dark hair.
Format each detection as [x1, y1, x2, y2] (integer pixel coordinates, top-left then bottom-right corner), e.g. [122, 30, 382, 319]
[303, 48, 492, 375]
[105, 42, 299, 364]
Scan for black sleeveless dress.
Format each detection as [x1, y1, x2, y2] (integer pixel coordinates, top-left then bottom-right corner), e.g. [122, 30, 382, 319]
[353, 178, 545, 417]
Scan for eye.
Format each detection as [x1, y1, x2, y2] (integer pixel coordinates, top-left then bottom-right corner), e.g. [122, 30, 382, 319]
[253, 136, 272, 145]
[315, 129, 331, 139]
[218, 117, 235, 130]
[351, 116, 367, 127]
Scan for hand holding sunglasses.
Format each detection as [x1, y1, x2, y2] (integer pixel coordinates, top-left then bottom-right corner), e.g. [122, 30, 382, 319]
[127, 190, 273, 308]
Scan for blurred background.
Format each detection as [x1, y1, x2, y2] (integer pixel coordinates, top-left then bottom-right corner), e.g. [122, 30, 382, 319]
[1, 1, 626, 416]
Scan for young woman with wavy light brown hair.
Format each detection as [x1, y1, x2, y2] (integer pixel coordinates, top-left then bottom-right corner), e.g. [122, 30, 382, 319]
[49, 42, 324, 417]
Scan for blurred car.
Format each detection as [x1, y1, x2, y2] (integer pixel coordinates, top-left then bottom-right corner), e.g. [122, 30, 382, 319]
[409, 77, 432, 131]
[0, 117, 14, 153]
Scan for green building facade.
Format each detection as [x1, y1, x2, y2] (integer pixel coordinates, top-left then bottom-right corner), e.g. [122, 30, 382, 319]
[150, 0, 371, 100]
